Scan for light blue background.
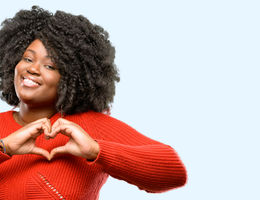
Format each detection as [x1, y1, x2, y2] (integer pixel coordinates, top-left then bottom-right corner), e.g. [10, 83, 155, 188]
[0, 0, 259, 199]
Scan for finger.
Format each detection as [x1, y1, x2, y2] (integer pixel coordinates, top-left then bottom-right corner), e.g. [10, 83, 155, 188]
[43, 118, 52, 133]
[39, 118, 51, 134]
[31, 147, 50, 160]
[30, 123, 50, 139]
[51, 118, 71, 132]
[21, 122, 44, 139]
[49, 146, 67, 160]
[42, 124, 51, 134]
[51, 119, 62, 135]
[28, 118, 51, 135]
[50, 124, 73, 138]
[56, 118, 71, 123]
[29, 117, 49, 126]
[40, 123, 52, 139]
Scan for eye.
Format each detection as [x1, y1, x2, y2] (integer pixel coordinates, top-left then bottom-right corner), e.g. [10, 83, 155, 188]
[44, 65, 56, 70]
[23, 57, 33, 63]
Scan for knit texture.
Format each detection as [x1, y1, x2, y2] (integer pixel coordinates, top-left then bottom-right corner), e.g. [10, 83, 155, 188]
[0, 111, 187, 199]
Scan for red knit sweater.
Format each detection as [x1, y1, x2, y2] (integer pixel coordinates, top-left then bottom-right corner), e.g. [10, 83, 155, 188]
[0, 111, 186, 199]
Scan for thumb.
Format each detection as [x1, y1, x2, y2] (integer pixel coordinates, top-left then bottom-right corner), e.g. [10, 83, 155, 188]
[31, 147, 50, 161]
[49, 146, 67, 160]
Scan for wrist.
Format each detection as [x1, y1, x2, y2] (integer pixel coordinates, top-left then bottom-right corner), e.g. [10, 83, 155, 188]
[0, 138, 11, 156]
[87, 141, 100, 161]
[0, 139, 6, 154]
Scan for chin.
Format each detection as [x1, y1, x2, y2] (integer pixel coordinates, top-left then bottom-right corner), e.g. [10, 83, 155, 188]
[17, 87, 57, 106]
[18, 94, 56, 108]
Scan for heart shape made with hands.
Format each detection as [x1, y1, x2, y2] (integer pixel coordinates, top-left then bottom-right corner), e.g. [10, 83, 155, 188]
[5, 118, 99, 161]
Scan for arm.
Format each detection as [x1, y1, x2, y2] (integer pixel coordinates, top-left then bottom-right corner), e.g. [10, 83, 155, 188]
[0, 118, 52, 162]
[47, 112, 187, 193]
[0, 151, 11, 164]
[0, 139, 10, 163]
[89, 112, 187, 193]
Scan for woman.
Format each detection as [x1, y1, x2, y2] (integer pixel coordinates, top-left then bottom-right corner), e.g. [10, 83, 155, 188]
[0, 6, 187, 199]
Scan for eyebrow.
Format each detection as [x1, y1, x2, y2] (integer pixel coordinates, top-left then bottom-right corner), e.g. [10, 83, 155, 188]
[26, 49, 51, 58]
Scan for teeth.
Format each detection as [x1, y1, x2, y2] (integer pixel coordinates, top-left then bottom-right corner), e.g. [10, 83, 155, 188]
[23, 78, 39, 86]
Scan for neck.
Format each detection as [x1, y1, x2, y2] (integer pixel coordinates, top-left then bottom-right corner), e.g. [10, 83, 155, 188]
[16, 103, 58, 125]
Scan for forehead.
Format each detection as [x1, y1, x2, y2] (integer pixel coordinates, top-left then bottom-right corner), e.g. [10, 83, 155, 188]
[25, 39, 49, 56]
[24, 39, 54, 61]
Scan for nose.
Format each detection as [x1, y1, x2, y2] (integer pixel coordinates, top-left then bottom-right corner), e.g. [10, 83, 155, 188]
[26, 63, 40, 76]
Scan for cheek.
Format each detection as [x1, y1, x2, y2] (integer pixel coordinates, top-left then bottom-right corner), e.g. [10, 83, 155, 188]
[44, 72, 60, 89]
[14, 65, 21, 88]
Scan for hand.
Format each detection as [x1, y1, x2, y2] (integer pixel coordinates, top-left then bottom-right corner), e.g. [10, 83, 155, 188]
[2, 118, 51, 160]
[47, 118, 100, 161]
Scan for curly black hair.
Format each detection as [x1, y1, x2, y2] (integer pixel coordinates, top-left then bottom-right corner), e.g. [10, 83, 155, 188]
[0, 6, 119, 114]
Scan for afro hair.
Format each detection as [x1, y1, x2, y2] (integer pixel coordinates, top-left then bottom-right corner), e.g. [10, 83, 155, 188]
[0, 6, 120, 114]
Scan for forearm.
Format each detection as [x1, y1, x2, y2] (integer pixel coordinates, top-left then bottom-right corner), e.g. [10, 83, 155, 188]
[93, 140, 187, 193]
[84, 112, 187, 192]
[0, 152, 11, 164]
[0, 139, 11, 163]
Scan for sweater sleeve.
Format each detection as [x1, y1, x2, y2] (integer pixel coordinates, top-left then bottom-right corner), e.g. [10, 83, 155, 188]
[87, 112, 187, 193]
[0, 152, 11, 164]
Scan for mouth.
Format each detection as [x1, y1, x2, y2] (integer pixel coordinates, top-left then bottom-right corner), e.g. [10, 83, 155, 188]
[22, 76, 41, 87]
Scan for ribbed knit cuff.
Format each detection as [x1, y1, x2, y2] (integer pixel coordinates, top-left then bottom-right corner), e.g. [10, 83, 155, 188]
[86, 139, 187, 192]
[85, 139, 119, 166]
[0, 151, 11, 163]
[85, 139, 121, 166]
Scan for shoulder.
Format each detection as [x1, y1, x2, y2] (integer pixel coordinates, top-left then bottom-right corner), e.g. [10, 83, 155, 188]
[64, 111, 107, 122]
[66, 111, 131, 130]
[66, 110, 115, 122]
[0, 110, 13, 120]
[73, 111, 158, 145]
[80, 111, 128, 126]
[0, 110, 15, 137]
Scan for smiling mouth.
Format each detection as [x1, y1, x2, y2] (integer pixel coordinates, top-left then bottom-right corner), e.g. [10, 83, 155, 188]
[22, 77, 41, 87]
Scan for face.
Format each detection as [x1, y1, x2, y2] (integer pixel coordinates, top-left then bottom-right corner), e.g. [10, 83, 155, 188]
[14, 39, 61, 108]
